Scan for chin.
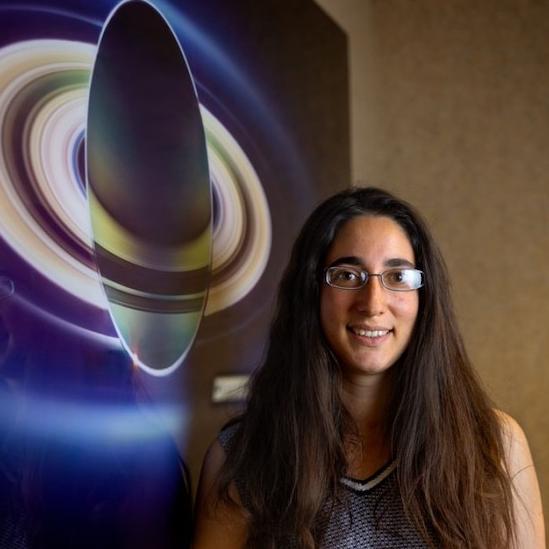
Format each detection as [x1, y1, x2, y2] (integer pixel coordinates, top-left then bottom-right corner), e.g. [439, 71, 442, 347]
[343, 360, 396, 378]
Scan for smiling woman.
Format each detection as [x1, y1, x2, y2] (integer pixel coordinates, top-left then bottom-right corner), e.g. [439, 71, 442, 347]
[193, 187, 545, 549]
[320, 215, 419, 382]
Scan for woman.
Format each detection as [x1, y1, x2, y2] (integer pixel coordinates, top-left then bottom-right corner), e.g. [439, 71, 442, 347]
[194, 187, 545, 548]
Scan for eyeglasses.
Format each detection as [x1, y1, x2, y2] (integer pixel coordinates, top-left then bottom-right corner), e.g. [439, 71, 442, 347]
[324, 265, 424, 292]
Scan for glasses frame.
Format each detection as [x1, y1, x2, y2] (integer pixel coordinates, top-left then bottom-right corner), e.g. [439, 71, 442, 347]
[324, 266, 425, 292]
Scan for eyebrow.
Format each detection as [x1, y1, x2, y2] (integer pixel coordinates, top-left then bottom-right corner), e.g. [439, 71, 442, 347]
[328, 256, 416, 269]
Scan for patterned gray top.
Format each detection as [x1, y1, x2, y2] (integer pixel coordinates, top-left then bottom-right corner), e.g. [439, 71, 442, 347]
[218, 424, 432, 548]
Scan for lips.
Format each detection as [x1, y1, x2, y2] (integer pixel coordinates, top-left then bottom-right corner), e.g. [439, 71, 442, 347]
[347, 325, 393, 348]
[348, 325, 391, 338]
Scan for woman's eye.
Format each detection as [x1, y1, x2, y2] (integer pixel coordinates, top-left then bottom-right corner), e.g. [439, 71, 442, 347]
[330, 268, 362, 286]
[386, 269, 407, 284]
[335, 269, 358, 281]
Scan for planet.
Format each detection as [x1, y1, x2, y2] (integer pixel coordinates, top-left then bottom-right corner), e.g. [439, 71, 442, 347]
[87, 0, 211, 373]
[0, 24, 272, 378]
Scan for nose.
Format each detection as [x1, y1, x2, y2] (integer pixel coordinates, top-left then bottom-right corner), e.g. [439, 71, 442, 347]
[354, 274, 386, 316]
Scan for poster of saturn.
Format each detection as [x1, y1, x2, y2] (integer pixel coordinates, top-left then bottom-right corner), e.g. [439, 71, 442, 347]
[0, 0, 349, 500]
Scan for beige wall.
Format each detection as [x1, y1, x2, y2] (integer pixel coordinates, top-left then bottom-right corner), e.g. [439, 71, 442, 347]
[316, 0, 549, 537]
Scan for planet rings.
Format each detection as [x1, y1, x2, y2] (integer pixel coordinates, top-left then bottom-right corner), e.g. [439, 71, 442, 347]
[0, 39, 271, 374]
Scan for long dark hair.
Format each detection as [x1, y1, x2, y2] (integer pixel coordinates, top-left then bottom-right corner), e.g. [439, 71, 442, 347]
[218, 187, 514, 548]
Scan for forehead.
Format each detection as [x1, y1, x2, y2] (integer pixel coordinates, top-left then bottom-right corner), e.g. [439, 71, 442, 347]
[325, 215, 415, 264]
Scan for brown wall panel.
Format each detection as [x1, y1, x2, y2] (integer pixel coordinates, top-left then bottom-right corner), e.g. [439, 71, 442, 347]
[317, 0, 549, 538]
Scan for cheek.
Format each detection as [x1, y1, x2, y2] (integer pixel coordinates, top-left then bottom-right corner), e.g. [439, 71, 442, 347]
[393, 293, 419, 330]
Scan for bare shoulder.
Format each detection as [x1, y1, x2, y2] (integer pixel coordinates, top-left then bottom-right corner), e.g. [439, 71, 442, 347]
[494, 410, 546, 548]
[193, 438, 249, 549]
[494, 410, 533, 476]
[195, 439, 226, 506]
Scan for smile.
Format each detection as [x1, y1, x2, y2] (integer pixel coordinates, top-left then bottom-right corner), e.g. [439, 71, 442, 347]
[348, 326, 391, 338]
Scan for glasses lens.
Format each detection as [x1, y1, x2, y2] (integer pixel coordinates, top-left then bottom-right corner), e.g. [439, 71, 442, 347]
[382, 268, 423, 291]
[326, 266, 364, 289]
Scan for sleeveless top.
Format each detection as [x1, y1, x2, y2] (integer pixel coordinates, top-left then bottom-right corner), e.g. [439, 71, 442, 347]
[218, 424, 432, 548]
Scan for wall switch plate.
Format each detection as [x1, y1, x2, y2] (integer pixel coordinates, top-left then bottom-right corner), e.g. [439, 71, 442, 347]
[211, 374, 250, 403]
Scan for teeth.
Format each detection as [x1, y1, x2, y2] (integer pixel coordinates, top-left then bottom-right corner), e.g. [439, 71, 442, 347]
[353, 328, 389, 337]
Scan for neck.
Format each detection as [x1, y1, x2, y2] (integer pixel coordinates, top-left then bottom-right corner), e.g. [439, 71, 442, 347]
[341, 369, 395, 438]
[340, 370, 395, 478]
